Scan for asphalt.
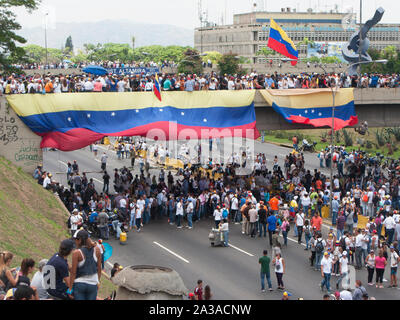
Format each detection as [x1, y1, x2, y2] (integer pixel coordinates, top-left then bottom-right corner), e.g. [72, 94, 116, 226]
[42, 140, 399, 300]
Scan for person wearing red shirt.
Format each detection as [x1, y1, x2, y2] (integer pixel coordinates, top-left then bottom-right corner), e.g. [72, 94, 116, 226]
[311, 212, 323, 231]
[194, 280, 203, 300]
[269, 196, 279, 215]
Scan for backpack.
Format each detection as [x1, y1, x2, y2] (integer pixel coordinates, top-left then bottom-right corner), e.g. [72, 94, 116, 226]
[285, 222, 291, 233]
[316, 239, 324, 254]
[340, 237, 347, 251]
[362, 194, 368, 202]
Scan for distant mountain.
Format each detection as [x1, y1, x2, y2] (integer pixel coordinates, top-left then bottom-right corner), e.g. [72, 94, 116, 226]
[18, 20, 194, 49]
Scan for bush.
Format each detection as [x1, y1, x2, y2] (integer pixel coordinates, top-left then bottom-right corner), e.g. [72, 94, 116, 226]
[375, 129, 386, 147]
[342, 129, 354, 147]
[365, 140, 373, 149]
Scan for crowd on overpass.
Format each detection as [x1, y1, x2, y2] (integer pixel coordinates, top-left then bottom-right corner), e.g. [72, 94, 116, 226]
[1, 70, 399, 95]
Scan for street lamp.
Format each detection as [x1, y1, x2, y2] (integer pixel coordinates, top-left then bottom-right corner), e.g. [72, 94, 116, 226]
[44, 12, 49, 70]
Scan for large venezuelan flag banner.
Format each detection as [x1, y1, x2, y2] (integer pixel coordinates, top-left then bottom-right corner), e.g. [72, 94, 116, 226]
[6, 91, 258, 151]
[268, 19, 298, 66]
[260, 88, 358, 130]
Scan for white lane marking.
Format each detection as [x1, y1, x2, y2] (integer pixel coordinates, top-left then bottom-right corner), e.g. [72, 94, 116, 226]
[94, 159, 101, 163]
[58, 160, 68, 167]
[228, 244, 255, 257]
[153, 241, 190, 264]
[93, 178, 104, 185]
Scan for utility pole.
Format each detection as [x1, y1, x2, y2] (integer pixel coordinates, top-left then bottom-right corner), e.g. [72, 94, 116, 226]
[358, 0, 363, 87]
[44, 12, 49, 70]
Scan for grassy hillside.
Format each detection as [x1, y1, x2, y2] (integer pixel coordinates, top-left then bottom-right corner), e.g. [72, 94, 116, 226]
[0, 157, 116, 299]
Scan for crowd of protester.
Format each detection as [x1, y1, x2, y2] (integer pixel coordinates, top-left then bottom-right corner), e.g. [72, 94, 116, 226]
[1, 70, 399, 95]
[12, 60, 175, 71]
[19, 133, 400, 300]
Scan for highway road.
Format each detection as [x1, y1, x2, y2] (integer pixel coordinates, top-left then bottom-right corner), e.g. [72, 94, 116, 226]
[42, 139, 399, 300]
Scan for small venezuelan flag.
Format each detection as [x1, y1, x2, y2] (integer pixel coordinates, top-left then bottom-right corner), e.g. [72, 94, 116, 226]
[154, 74, 162, 101]
[267, 19, 298, 66]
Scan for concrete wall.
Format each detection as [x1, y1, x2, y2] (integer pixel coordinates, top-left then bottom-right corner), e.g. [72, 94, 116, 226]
[0, 97, 42, 174]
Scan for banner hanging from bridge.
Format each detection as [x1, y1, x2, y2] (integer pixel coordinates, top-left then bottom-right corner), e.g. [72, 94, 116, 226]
[260, 88, 358, 130]
[106, 67, 160, 75]
[6, 91, 258, 151]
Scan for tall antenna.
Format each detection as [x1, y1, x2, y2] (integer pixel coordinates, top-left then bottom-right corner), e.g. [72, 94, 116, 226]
[198, 0, 203, 27]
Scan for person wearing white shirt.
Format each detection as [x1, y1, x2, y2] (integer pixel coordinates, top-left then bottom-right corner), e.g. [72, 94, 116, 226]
[320, 252, 336, 293]
[336, 251, 349, 290]
[176, 199, 184, 228]
[354, 230, 364, 269]
[389, 246, 400, 288]
[213, 206, 223, 229]
[296, 211, 305, 244]
[383, 214, 396, 245]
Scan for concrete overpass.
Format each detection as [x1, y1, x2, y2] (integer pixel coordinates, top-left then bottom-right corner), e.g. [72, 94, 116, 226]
[1, 88, 399, 174]
[255, 88, 400, 130]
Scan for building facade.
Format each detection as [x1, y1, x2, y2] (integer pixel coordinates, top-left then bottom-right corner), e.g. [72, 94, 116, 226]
[194, 9, 400, 64]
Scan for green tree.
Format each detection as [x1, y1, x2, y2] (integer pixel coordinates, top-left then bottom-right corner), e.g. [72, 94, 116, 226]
[177, 48, 203, 74]
[256, 47, 276, 57]
[201, 51, 222, 65]
[217, 53, 240, 75]
[0, 0, 41, 73]
[65, 35, 73, 53]
[24, 44, 63, 64]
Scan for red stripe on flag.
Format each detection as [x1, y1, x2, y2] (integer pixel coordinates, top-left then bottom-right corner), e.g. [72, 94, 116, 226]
[287, 115, 359, 131]
[268, 38, 298, 66]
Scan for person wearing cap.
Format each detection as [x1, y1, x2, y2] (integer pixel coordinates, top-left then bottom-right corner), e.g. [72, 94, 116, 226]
[282, 291, 291, 300]
[336, 251, 349, 290]
[69, 230, 102, 300]
[31, 259, 49, 300]
[46, 239, 75, 300]
[70, 209, 83, 237]
[389, 245, 400, 288]
[365, 250, 376, 286]
[320, 251, 337, 294]
[213, 205, 223, 229]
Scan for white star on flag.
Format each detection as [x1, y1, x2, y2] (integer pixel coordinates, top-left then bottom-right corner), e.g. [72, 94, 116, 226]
[181, 112, 185, 116]
[318, 113, 322, 116]
[159, 109, 163, 112]
[87, 114, 91, 118]
[111, 112, 115, 117]
[203, 119, 207, 123]
[67, 117, 72, 122]
[311, 110, 315, 113]
[136, 110, 139, 113]
[305, 110, 308, 114]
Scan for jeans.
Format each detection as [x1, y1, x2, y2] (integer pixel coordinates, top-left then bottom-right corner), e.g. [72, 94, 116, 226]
[367, 266, 375, 284]
[103, 182, 109, 194]
[276, 272, 284, 288]
[259, 223, 267, 237]
[321, 273, 331, 292]
[297, 226, 303, 243]
[136, 217, 142, 231]
[282, 231, 288, 246]
[98, 226, 109, 240]
[169, 208, 175, 223]
[315, 253, 323, 270]
[129, 213, 136, 229]
[336, 271, 349, 289]
[355, 247, 363, 268]
[215, 220, 221, 229]
[332, 211, 338, 225]
[337, 229, 344, 241]
[223, 231, 229, 247]
[305, 233, 312, 249]
[260, 272, 272, 290]
[112, 220, 122, 238]
[303, 206, 309, 217]
[143, 210, 150, 225]
[73, 282, 98, 301]
[187, 213, 193, 228]
[176, 215, 182, 227]
[387, 228, 395, 245]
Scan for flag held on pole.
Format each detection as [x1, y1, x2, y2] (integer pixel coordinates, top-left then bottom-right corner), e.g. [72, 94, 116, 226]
[154, 74, 162, 101]
[267, 19, 298, 66]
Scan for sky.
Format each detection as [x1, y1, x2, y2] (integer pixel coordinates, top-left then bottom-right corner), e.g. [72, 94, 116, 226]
[13, 0, 400, 30]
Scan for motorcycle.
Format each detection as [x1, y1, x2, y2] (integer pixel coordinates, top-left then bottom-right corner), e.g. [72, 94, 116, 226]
[299, 141, 317, 153]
